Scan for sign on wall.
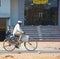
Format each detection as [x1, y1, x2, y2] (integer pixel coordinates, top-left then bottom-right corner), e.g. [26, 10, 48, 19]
[33, 0, 48, 4]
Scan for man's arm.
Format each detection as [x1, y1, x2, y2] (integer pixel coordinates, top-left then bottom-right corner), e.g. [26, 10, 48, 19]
[17, 24, 25, 34]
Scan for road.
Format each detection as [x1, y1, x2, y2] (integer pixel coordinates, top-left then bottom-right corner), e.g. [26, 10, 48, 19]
[0, 42, 60, 54]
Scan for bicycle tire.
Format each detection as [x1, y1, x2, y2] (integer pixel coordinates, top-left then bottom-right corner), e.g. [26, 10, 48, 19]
[24, 41, 37, 51]
[3, 38, 15, 52]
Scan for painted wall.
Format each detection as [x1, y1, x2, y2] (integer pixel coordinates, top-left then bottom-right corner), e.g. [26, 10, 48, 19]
[10, 0, 24, 26]
[0, 0, 10, 16]
[10, 0, 19, 25]
[18, 0, 24, 25]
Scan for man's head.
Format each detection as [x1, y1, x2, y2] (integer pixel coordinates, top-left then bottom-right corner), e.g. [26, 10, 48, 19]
[18, 20, 22, 25]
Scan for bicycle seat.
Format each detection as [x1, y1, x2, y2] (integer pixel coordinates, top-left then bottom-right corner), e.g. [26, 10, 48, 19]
[8, 34, 13, 38]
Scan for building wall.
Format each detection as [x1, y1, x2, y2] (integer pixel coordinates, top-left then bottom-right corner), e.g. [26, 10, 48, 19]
[0, 0, 10, 15]
[18, 0, 24, 25]
[6, 0, 60, 26]
[0, 0, 10, 29]
[0, 0, 60, 26]
[10, 0, 19, 26]
[10, 0, 24, 26]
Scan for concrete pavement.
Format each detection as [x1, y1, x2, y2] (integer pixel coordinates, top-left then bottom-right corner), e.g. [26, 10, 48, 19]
[0, 42, 60, 54]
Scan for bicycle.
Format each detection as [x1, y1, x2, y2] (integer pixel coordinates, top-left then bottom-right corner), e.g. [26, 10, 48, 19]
[3, 32, 38, 52]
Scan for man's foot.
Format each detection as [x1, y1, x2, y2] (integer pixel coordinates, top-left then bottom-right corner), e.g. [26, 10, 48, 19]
[15, 42, 19, 48]
[15, 45, 19, 48]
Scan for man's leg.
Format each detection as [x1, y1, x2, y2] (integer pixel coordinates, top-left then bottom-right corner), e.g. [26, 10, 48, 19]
[19, 34, 23, 44]
[14, 32, 21, 48]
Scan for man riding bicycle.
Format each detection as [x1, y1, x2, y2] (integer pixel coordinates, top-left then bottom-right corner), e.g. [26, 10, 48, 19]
[13, 20, 25, 48]
[3, 21, 37, 51]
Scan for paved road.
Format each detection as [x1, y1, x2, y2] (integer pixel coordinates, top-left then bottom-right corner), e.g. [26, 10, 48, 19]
[0, 42, 60, 54]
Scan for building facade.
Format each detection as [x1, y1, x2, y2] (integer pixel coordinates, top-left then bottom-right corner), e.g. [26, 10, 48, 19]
[0, 0, 60, 27]
[0, 0, 60, 40]
[10, 0, 60, 26]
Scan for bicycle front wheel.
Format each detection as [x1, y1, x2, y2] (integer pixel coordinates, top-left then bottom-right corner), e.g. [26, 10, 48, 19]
[24, 41, 37, 51]
[3, 38, 15, 52]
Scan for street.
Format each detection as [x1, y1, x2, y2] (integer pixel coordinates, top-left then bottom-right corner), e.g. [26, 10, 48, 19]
[0, 42, 60, 54]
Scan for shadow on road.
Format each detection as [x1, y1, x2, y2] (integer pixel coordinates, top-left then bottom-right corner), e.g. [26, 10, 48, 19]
[0, 50, 60, 54]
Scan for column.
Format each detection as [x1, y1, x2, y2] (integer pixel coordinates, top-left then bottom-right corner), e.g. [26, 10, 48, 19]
[18, 0, 24, 25]
[58, 0, 60, 26]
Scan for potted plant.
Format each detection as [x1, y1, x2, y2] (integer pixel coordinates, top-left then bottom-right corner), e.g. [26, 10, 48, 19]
[52, 15, 57, 25]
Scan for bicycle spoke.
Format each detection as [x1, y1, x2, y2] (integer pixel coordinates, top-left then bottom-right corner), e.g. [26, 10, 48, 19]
[3, 39, 15, 52]
[28, 42, 36, 48]
[24, 42, 37, 51]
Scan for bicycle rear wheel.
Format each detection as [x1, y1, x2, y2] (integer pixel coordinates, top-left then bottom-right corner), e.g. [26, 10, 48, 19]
[24, 41, 37, 51]
[3, 38, 15, 52]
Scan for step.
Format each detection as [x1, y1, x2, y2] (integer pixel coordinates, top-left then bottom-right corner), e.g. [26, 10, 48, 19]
[30, 37, 60, 40]
[10, 26, 60, 40]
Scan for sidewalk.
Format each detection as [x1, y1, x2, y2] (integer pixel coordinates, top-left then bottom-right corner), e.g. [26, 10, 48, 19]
[0, 42, 60, 59]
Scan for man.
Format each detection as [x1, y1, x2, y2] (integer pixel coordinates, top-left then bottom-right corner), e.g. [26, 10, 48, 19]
[13, 20, 25, 48]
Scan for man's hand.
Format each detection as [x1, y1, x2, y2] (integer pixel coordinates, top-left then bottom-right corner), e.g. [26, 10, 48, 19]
[23, 32, 25, 34]
[22, 32, 25, 34]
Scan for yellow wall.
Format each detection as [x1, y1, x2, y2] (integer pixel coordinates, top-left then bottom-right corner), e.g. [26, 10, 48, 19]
[0, 19, 6, 30]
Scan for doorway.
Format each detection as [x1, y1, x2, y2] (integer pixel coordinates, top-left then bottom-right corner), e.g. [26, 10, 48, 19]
[24, 0, 58, 25]
[0, 19, 6, 41]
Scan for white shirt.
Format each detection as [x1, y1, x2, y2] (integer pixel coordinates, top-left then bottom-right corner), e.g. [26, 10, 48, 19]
[13, 24, 24, 35]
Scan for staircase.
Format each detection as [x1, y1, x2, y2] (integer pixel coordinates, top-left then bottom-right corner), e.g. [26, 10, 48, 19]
[21, 26, 39, 41]
[38, 26, 60, 41]
[10, 26, 60, 41]
[21, 26, 60, 41]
